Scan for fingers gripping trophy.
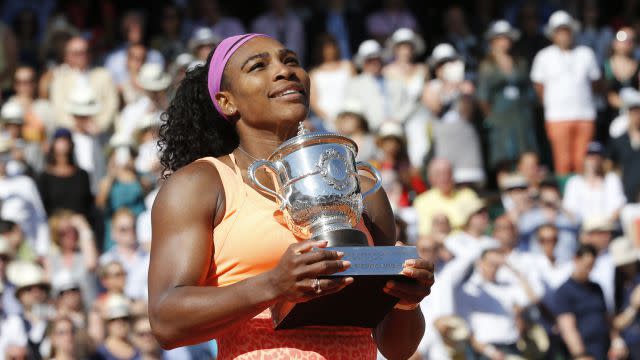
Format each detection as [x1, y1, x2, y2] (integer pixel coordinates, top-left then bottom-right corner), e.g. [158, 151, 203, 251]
[248, 123, 418, 329]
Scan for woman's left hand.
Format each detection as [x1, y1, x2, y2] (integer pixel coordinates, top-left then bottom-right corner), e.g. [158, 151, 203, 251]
[383, 242, 435, 308]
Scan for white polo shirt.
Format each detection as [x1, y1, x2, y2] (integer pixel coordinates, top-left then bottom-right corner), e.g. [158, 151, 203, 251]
[530, 45, 601, 121]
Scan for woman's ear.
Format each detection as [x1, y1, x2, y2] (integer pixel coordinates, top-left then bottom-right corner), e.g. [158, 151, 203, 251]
[214, 92, 238, 117]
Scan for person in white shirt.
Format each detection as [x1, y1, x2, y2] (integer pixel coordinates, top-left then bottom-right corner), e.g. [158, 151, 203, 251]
[444, 198, 498, 261]
[531, 10, 601, 175]
[563, 141, 627, 222]
[581, 217, 617, 314]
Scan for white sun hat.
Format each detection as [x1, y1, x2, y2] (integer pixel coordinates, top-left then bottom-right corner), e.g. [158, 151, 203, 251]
[378, 121, 404, 139]
[354, 40, 385, 68]
[485, 20, 521, 41]
[427, 43, 460, 68]
[137, 63, 172, 92]
[1, 100, 24, 125]
[188, 27, 221, 52]
[610, 237, 639, 267]
[52, 270, 81, 297]
[544, 10, 580, 38]
[66, 85, 101, 117]
[103, 294, 132, 320]
[6, 260, 50, 294]
[386, 28, 425, 57]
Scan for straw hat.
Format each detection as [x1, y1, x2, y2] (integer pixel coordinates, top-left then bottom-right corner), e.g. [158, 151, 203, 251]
[581, 216, 614, 234]
[66, 85, 100, 117]
[544, 10, 580, 38]
[52, 270, 81, 297]
[137, 63, 171, 92]
[188, 27, 220, 52]
[610, 237, 639, 267]
[103, 294, 132, 320]
[439, 316, 471, 342]
[485, 20, 521, 41]
[427, 43, 460, 69]
[6, 260, 50, 294]
[386, 28, 425, 57]
[354, 40, 384, 68]
[1, 101, 24, 125]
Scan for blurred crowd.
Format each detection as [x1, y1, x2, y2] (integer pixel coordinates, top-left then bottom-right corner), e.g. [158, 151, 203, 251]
[0, 0, 640, 359]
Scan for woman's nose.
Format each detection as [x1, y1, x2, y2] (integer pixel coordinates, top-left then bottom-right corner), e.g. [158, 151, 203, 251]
[272, 60, 296, 81]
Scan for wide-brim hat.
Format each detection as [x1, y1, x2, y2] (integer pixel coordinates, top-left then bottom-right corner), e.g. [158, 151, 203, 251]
[386, 28, 425, 57]
[581, 216, 614, 234]
[188, 27, 221, 52]
[377, 121, 404, 139]
[1, 100, 24, 125]
[338, 99, 366, 119]
[137, 63, 172, 92]
[427, 43, 460, 69]
[610, 237, 639, 267]
[485, 20, 521, 41]
[544, 10, 580, 38]
[103, 294, 132, 320]
[66, 86, 101, 117]
[354, 40, 385, 68]
[52, 270, 81, 297]
[7, 260, 50, 294]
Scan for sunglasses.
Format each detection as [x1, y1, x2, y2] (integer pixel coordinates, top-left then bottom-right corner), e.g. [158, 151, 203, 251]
[105, 271, 126, 278]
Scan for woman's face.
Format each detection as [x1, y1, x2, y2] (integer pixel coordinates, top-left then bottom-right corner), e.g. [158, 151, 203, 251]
[490, 35, 512, 53]
[58, 289, 82, 311]
[322, 42, 339, 63]
[613, 28, 635, 56]
[107, 317, 130, 339]
[219, 37, 310, 131]
[56, 220, 78, 251]
[14, 68, 36, 98]
[394, 42, 414, 63]
[52, 137, 72, 157]
[52, 319, 75, 354]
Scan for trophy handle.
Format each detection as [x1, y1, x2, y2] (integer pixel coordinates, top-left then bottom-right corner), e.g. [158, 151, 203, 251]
[355, 161, 382, 199]
[247, 160, 288, 209]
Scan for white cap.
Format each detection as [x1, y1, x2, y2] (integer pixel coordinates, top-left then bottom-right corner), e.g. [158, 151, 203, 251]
[485, 20, 521, 41]
[386, 28, 425, 56]
[428, 43, 459, 68]
[52, 270, 81, 296]
[544, 10, 580, 38]
[1, 101, 24, 125]
[103, 294, 131, 320]
[188, 27, 220, 52]
[378, 121, 404, 139]
[137, 63, 172, 92]
[582, 216, 614, 233]
[354, 40, 384, 68]
[66, 85, 100, 116]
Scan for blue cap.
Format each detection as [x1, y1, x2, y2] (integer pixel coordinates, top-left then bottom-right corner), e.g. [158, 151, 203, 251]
[52, 128, 72, 139]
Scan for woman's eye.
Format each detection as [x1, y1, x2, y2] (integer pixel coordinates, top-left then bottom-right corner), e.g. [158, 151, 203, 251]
[249, 62, 265, 71]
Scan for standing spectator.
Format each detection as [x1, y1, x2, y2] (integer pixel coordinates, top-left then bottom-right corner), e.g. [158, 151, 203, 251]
[0, 20, 17, 96]
[1, 100, 43, 175]
[610, 237, 640, 359]
[414, 158, 480, 236]
[531, 10, 601, 175]
[305, 0, 365, 60]
[187, 27, 220, 62]
[8, 66, 54, 142]
[309, 34, 354, 130]
[603, 27, 639, 111]
[97, 294, 139, 360]
[581, 217, 617, 313]
[251, 0, 306, 64]
[554, 244, 611, 360]
[47, 316, 97, 360]
[118, 44, 147, 106]
[444, 198, 497, 260]
[512, 2, 549, 65]
[344, 40, 412, 130]
[187, 0, 245, 39]
[0, 138, 50, 257]
[610, 96, 640, 202]
[576, 0, 613, 66]
[478, 20, 538, 170]
[150, 4, 186, 64]
[104, 11, 164, 87]
[38, 128, 93, 219]
[563, 141, 627, 222]
[47, 36, 119, 136]
[441, 5, 480, 79]
[334, 102, 377, 162]
[365, 0, 417, 44]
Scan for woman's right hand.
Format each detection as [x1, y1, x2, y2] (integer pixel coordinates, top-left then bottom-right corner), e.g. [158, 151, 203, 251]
[267, 240, 353, 303]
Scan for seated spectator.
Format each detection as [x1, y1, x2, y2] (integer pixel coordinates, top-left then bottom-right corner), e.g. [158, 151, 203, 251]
[334, 102, 377, 162]
[99, 209, 147, 300]
[383, 28, 427, 109]
[51, 270, 85, 328]
[97, 294, 139, 360]
[414, 158, 480, 236]
[345, 39, 412, 130]
[456, 247, 535, 359]
[610, 94, 640, 202]
[0, 139, 50, 257]
[610, 237, 640, 359]
[498, 173, 534, 222]
[47, 315, 97, 360]
[47, 36, 119, 135]
[519, 179, 579, 263]
[365, 0, 417, 43]
[535, 224, 574, 295]
[45, 210, 98, 308]
[581, 217, 617, 313]
[563, 141, 627, 222]
[516, 151, 547, 195]
[0, 235, 20, 315]
[132, 315, 173, 360]
[554, 244, 613, 360]
[38, 128, 93, 220]
[0, 219, 36, 263]
[444, 198, 498, 260]
[1, 100, 42, 176]
[7, 66, 55, 142]
[119, 43, 147, 106]
[188, 27, 220, 62]
[309, 34, 354, 130]
[441, 5, 480, 79]
[96, 261, 127, 312]
[251, 0, 305, 64]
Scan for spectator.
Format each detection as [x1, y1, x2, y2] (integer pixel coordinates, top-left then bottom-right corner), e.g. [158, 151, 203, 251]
[187, 27, 220, 63]
[47, 316, 97, 360]
[611, 87, 640, 139]
[7, 66, 54, 142]
[38, 128, 93, 219]
[1, 100, 43, 176]
[512, 2, 549, 65]
[47, 36, 119, 136]
[251, 0, 305, 64]
[455, 247, 533, 359]
[344, 39, 412, 130]
[441, 5, 480, 79]
[149, 4, 186, 63]
[478, 20, 538, 170]
[581, 217, 617, 313]
[563, 141, 627, 222]
[104, 11, 164, 87]
[498, 173, 534, 223]
[95, 261, 127, 312]
[187, 0, 245, 39]
[334, 102, 376, 162]
[0, 220, 36, 263]
[45, 210, 98, 309]
[576, 0, 613, 66]
[603, 27, 639, 111]
[305, 0, 365, 60]
[610, 94, 640, 202]
[133, 113, 161, 181]
[516, 151, 547, 194]
[610, 237, 640, 359]
[0, 20, 17, 95]
[51, 270, 86, 328]
[530, 10, 601, 175]
[0, 137, 50, 257]
[365, 0, 417, 43]
[309, 34, 354, 130]
[554, 244, 611, 360]
[131, 316, 165, 360]
[0, 235, 20, 315]
[444, 198, 498, 260]
[119, 43, 147, 106]
[97, 294, 139, 360]
[414, 158, 480, 236]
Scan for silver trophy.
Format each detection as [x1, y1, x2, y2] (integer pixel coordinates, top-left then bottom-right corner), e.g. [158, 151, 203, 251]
[247, 124, 382, 246]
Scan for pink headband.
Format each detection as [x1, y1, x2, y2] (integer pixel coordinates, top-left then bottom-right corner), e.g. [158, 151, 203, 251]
[207, 33, 271, 121]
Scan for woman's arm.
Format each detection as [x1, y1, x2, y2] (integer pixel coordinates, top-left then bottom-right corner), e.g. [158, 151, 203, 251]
[70, 214, 98, 271]
[360, 176, 432, 360]
[613, 285, 640, 330]
[149, 161, 352, 349]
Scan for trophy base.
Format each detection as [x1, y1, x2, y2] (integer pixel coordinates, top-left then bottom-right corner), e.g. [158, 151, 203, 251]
[311, 228, 369, 247]
[270, 245, 418, 330]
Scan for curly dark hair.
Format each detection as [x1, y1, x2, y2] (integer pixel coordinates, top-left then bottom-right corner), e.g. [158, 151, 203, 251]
[158, 50, 239, 178]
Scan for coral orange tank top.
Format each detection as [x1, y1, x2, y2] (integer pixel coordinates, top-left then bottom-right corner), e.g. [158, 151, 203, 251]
[195, 155, 377, 360]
